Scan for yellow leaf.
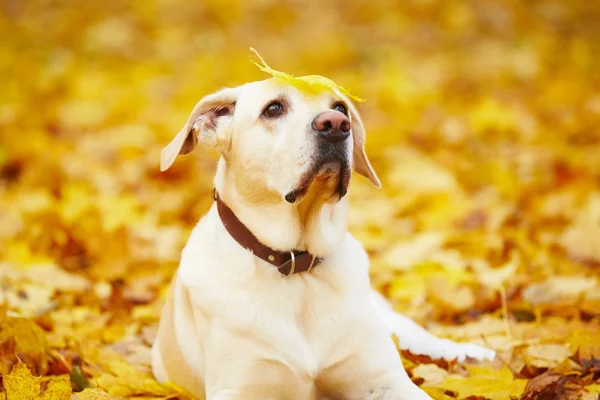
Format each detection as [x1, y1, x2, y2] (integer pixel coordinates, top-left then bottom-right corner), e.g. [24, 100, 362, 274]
[3, 358, 41, 400]
[584, 383, 600, 394]
[0, 317, 47, 364]
[385, 148, 460, 194]
[0, 302, 7, 324]
[249, 47, 365, 102]
[568, 328, 600, 360]
[560, 192, 600, 263]
[523, 276, 598, 305]
[472, 252, 520, 288]
[41, 375, 72, 400]
[468, 98, 519, 134]
[95, 360, 173, 397]
[523, 344, 574, 369]
[412, 364, 448, 386]
[438, 366, 527, 400]
[74, 388, 121, 399]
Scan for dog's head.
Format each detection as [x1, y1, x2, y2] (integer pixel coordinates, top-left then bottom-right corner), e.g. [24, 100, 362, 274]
[161, 79, 380, 204]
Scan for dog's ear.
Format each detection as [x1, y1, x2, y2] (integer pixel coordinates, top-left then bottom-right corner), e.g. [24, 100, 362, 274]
[160, 88, 239, 172]
[347, 103, 382, 188]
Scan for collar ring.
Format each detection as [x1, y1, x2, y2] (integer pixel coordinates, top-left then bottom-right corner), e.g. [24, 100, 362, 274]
[287, 251, 296, 275]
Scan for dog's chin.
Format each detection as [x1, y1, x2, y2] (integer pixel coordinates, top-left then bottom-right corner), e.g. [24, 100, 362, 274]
[284, 159, 351, 205]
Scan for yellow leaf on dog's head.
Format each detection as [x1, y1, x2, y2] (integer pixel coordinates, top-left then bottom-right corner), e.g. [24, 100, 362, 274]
[249, 47, 366, 102]
[3, 358, 41, 400]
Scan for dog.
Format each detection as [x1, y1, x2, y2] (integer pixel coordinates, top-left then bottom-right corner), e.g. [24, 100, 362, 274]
[152, 77, 494, 399]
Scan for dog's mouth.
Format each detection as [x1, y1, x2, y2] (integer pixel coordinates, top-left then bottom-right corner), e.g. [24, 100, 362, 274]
[284, 156, 351, 204]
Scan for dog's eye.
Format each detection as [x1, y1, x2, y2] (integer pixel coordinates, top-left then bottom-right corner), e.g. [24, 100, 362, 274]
[332, 102, 348, 116]
[263, 102, 284, 118]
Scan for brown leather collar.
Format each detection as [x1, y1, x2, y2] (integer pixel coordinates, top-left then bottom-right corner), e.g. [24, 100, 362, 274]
[213, 189, 323, 276]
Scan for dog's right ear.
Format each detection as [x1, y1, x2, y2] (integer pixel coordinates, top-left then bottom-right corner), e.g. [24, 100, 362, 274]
[160, 88, 239, 171]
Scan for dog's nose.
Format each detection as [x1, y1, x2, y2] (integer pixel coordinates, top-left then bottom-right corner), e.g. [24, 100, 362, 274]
[312, 111, 351, 142]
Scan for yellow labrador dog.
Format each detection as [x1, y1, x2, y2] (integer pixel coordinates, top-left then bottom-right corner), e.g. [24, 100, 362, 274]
[153, 78, 494, 400]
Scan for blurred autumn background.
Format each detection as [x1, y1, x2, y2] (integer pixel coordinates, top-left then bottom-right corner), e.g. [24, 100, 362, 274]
[1, 0, 600, 398]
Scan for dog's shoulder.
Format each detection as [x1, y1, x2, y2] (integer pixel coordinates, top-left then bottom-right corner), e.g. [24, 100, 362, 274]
[179, 205, 256, 279]
[336, 232, 371, 273]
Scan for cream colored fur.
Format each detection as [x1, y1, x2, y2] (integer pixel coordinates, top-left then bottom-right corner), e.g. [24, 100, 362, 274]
[152, 79, 493, 400]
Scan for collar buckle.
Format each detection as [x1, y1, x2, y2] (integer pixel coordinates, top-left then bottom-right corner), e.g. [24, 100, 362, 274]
[278, 252, 318, 276]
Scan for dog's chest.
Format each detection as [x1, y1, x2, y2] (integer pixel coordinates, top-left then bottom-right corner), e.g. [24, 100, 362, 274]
[179, 212, 372, 374]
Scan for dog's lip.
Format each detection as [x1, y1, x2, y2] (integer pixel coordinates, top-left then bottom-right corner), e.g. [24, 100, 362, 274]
[284, 158, 349, 204]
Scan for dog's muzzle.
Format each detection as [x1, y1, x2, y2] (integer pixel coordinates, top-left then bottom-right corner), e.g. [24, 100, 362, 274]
[283, 112, 352, 204]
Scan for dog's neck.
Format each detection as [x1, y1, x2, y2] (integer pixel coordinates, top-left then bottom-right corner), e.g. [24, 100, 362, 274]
[214, 159, 349, 258]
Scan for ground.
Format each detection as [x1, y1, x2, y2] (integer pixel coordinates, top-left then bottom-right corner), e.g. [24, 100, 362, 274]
[0, 0, 599, 399]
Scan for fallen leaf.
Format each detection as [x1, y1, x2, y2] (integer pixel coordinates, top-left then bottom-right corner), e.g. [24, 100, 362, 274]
[560, 193, 600, 263]
[383, 233, 446, 270]
[0, 317, 48, 375]
[41, 374, 72, 400]
[95, 359, 174, 397]
[3, 358, 41, 400]
[568, 328, 600, 360]
[412, 363, 449, 386]
[439, 366, 527, 400]
[472, 252, 519, 288]
[427, 277, 475, 314]
[523, 276, 598, 305]
[521, 371, 585, 400]
[74, 388, 121, 399]
[523, 344, 574, 369]
[583, 383, 600, 395]
[520, 372, 565, 400]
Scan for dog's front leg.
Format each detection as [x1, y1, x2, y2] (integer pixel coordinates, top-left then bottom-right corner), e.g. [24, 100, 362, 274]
[320, 369, 430, 400]
[204, 328, 317, 400]
[317, 331, 431, 400]
[357, 372, 431, 400]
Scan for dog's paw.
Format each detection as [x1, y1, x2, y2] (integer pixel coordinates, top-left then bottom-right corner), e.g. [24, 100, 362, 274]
[398, 336, 496, 363]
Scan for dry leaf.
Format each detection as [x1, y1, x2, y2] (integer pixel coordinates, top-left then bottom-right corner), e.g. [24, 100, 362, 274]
[95, 359, 174, 397]
[568, 328, 600, 360]
[523, 276, 598, 305]
[412, 363, 449, 386]
[523, 344, 574, 369]
[583, 383, 600, 396]
[75, 389, 121, 400]
[3, 358, 41, 400]
[521, 371, 585, 400]
[74, 388, 122, 400]
[41, 375, 72, 400]
[439, 366, 527, 400]
[560, 193, 600, 263]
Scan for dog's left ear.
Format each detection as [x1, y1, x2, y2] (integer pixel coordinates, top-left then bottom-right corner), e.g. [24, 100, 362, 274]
[347, 103, 382, 188]
[160, 88, 239, 171]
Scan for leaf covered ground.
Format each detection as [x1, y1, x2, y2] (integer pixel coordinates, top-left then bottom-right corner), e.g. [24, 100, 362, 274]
[1, 0, 600, 399]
